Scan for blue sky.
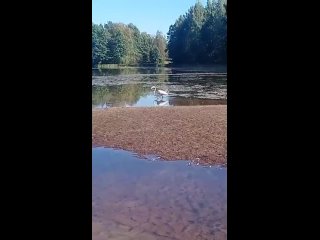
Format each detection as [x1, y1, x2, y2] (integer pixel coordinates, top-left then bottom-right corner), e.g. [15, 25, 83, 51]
[92, 0, 200, 36]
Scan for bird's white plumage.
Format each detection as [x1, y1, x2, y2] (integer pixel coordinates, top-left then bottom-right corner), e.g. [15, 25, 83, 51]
[151, 86, 168, 97]
[157, 89, 168, 95]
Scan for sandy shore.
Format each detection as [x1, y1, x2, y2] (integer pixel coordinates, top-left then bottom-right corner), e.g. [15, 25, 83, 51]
[92, 105, 227, 165]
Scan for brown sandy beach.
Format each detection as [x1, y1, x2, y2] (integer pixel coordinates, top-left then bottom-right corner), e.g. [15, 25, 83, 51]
[92, 105, 227, 165]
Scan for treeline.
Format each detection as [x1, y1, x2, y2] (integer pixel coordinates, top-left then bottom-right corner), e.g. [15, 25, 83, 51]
[167, 0, 227, 64]
[92, 22, 167, 67]
[92, 0, 227, 67]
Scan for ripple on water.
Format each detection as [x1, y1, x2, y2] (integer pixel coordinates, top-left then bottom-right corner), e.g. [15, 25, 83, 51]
[92, 147, 227, 240]
[92, 70, 227, 108]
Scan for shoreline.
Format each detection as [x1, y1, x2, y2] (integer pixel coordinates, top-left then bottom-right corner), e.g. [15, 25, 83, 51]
[92, 105, 227, 165]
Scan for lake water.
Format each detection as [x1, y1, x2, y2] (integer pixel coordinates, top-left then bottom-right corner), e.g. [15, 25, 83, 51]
[92, 66, 227, 108]
[93, 147, 227, 240]
[92, 66, 227, 239]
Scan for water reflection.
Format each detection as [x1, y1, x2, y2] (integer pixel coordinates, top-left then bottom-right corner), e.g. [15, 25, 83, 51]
[169, 97, 227, 106]
[92, 65, 226, 76]
[92, 66, 227, 108]
[153, 99, 169, 106]
[92, 147, 227, 240]
[92, 66, 171, 76]
[92, 84, 149, 108]
[92, 84, 226, 108]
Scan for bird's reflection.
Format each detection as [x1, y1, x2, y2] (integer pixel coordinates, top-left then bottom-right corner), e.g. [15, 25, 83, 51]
[153, 99, 169, 106]
[100, 102, 111, 109]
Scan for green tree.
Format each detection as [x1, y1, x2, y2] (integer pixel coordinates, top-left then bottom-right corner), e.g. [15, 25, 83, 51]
[167, 0, 227, 64]
[92, 23, 108, 67]
[92, 21, 168, 66]
[153, 31, 168, 65]
[138, 32, 152, 64]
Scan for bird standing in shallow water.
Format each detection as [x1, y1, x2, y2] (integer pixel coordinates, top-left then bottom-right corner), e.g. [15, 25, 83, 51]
[151, 86, 168, 99]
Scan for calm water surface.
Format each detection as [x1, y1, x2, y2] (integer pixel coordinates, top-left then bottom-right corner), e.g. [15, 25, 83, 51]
[92, 66, 227, 108]
[92, 147, 227, 240]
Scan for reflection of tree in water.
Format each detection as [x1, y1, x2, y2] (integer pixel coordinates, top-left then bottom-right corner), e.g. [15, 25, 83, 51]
[92, 67, 170, 76]
[169, 97, 227, 106]
[146, 73, 169, 89]
[92, 86, 109, 107]
[92, 84, 149, 107]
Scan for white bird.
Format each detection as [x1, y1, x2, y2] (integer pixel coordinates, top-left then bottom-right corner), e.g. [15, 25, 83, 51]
[151, 86, 169, 98]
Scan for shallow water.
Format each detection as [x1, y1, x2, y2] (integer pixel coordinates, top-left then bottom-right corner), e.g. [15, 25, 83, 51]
[92, 147, 227, 240]
[92, 66, 227, 108]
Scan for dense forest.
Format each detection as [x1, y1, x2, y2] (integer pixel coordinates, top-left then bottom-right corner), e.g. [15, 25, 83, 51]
[168, 0, 227, 64]
[92, 0, 227, 67]
[92, 22, 167, 67]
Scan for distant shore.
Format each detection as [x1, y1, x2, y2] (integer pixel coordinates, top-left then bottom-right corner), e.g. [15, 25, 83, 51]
[93, 64, 227, 72]
[92, 105, 227, 165]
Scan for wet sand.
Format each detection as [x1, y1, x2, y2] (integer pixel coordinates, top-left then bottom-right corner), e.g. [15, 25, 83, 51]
[92, 105, 227, 165]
